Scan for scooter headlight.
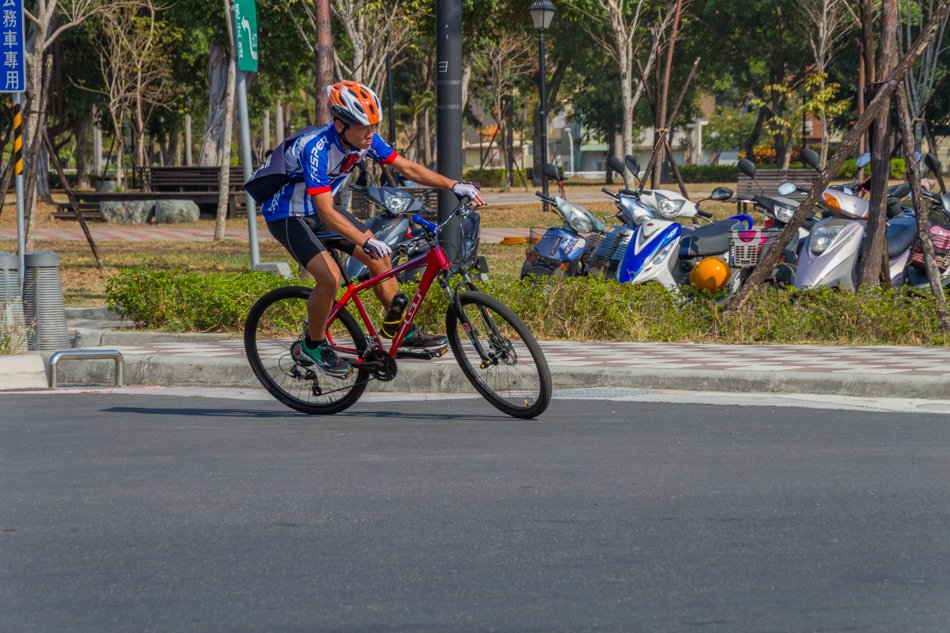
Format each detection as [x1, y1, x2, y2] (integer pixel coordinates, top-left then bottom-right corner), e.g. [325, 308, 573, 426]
[567, 212, 594, 234]
[651, 241, 677, 266]
[654, 193, 685, 219]
[773, 204, 795, 223]
[383, 190, 413, 214]
[810, 225, 843, 254]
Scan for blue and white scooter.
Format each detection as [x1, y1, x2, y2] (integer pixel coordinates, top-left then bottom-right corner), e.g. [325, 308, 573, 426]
[597, 155, 748, 290]
[522, 163, 605, 278]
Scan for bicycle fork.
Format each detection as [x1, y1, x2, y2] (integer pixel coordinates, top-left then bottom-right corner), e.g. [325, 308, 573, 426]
[445, 277, 501, 369]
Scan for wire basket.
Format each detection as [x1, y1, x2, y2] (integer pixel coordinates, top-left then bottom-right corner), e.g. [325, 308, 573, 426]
[910, 226, 950, 269]
[729, 228, 783, 268]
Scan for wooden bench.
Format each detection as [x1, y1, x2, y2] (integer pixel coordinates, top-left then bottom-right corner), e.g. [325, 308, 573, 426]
[142, 166, 247, 217]
[736, 168, 822, 211]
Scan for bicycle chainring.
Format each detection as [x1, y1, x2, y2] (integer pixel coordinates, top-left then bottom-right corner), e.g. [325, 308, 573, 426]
[364, 349, 398, 381]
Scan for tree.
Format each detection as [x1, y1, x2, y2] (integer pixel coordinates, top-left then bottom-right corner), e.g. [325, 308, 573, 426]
[23, 0, 110, 249]
[897, 0, 950, 151]
[92, 0, 180, 189]
[569, 0, 677, 158]
[795, 0, 859, 165]
[471, 34, 533, 190]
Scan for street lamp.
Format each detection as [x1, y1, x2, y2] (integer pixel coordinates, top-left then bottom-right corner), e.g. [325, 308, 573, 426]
[530, 0, 555, 201]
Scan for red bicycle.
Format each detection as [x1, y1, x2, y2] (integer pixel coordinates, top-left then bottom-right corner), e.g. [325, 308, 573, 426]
[244, 201, 552, 419]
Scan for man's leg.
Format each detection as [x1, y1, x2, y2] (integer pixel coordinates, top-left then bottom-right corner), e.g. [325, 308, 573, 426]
[304, 250, 341, 342]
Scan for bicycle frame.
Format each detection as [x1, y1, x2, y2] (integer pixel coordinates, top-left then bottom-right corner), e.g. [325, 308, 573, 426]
[328, 239, 450, 359]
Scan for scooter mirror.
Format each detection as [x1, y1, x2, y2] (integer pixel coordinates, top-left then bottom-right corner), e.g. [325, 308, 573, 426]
[925, 153, 941, 174]
[889, 183, 910, 199]
[777, 182, 797, 196]
[709, 186, 733, 201]
[606, 155, 626, 175]
[542, 163, 561, 180]
[800, 148, 821, 172]
[623, 154, 640, 176]
[737, 159, 756, 178]
[856, 152, 871, 169]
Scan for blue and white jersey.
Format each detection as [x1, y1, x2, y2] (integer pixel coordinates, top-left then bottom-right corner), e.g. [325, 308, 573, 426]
[262, 123, 398, 221]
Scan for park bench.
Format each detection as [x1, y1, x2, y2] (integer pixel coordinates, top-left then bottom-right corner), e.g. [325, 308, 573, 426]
[54, 166, 248, 221]
[735, 168, 822, 212]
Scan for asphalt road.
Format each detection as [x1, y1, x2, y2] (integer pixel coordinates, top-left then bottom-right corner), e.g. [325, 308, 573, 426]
[2, 392, 949, 632]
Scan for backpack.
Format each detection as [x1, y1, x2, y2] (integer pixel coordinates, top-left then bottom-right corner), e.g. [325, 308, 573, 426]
[243, 125, 319, 203]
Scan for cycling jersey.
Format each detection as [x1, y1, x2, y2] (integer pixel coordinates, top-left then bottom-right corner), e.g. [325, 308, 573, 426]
[261, 123, 398, 221]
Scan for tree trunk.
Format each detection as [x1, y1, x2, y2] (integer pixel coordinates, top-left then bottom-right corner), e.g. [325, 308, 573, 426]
[859, 0, 898, 289]
[653, 0, 683, 188]
[314, 0, 332, 123]
[214, 1, 237, 241]
[198, 44, 232, 167]
[275, 100, 285, 143]
[896, 82, 950, 330]
[75, 114, 92, 189]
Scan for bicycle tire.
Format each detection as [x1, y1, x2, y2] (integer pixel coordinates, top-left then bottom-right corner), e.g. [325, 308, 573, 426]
[244, 285, 368, 415]
[445, 291, 552, 418]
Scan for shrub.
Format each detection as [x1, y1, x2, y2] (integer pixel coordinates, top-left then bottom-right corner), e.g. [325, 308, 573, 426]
[463, 168, 524, 188]
[105, 269, 948, 346]
[836, 158, 905, 180]
[673, 165, 738, 183]
[106, 268, 290, 331]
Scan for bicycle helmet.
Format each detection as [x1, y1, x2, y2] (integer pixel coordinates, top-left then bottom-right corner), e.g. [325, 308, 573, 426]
[327, 81, 382, 126]
[689, 257, 730, 292]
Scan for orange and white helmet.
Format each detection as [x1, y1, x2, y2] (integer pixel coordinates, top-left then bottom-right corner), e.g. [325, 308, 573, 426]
[326, 81, 382, 126]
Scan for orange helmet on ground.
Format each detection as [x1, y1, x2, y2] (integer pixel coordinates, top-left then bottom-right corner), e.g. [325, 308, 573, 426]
[689, 257, 730, 292]
[326, 81, 382, 126]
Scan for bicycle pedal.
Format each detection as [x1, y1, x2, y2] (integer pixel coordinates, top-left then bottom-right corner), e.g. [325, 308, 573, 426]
[396, 348, 446, 360]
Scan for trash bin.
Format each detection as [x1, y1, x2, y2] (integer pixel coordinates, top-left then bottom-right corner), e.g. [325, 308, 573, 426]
[23, 251, 68, 351]
[0, 252, 27, 350]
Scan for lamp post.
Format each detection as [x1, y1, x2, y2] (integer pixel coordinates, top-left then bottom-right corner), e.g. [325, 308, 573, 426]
[530, 0, 555, 202]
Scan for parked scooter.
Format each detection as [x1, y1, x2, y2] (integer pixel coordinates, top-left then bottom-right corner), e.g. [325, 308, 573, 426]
[594, 155, 747, 291]
[344, 185, 488, 283]
[904, 153, 950, 288]
[789, 148, 917, 290]
[522, 163, 605, 278]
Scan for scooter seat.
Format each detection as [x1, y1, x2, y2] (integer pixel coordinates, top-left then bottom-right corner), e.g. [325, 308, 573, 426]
[679, 220, 735, 257]
[885, 213, 917, 257]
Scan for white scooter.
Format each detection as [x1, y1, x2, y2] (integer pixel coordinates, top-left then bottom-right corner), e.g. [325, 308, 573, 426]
[600, 155, 746, 290]
[790, 149, 916, 290]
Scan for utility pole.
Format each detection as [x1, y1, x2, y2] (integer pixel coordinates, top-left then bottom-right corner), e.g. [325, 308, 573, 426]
[436, 0, 462, 262]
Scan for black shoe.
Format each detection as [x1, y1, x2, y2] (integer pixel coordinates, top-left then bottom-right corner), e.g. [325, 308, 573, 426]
[292, 339, 353, 378]
[403, 326, 448, 352]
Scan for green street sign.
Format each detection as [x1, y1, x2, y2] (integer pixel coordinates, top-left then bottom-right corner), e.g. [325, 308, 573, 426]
[233, 0, 259, 73]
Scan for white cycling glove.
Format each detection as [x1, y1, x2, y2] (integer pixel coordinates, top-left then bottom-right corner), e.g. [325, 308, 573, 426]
[362, 237, 392, 260]
[452, 181, 481, 201]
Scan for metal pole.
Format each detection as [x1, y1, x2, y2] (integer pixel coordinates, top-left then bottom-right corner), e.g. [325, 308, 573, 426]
[539, 29, 548, 201]
[13, 92, 25, 286]
[235, 73, 260, 268]
[436, 0, 462, 262]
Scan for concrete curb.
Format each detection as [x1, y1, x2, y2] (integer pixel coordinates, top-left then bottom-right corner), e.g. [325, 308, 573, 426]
[40, 346, 950, 400]
[0, 353, 49, 390]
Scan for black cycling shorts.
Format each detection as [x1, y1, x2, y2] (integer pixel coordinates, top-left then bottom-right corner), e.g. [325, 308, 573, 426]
[267, 206, 368, 267]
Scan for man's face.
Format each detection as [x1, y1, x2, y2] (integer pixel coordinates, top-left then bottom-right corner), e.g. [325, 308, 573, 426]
[336, 120, 377, 150]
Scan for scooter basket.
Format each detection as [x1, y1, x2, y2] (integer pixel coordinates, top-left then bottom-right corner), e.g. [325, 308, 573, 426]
[910, 225, 950, 269]
[728, 228, 783, 268]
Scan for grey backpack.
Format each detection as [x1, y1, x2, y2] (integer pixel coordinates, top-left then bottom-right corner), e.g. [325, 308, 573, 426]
[243, 126, 319, 203]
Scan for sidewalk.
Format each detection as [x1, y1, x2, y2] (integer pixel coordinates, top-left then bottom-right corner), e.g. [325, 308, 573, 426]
[37, 310, 950, 399]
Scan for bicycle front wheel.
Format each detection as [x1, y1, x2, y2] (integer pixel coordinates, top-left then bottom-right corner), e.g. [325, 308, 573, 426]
[244, 285, 368, 415]
[446, 291, 552, 418]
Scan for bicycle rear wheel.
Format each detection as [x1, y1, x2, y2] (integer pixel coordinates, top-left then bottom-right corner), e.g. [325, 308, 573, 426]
[244, 285, 368, 415]
[445, 291, 552, 418]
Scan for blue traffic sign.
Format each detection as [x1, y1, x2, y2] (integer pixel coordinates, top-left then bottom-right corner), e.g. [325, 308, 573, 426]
[0, 0, 25, 93]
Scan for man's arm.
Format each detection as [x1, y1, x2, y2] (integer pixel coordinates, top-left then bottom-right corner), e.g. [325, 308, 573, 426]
[389, 155, 486, 206]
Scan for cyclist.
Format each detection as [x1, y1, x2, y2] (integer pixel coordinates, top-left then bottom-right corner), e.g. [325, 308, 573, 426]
[261, 80, 485, 378]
